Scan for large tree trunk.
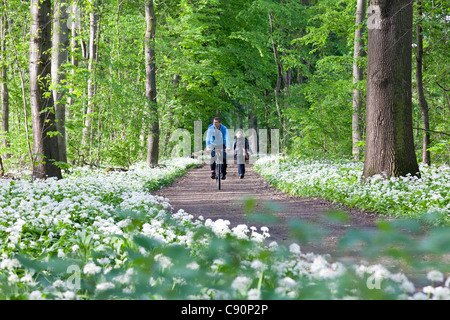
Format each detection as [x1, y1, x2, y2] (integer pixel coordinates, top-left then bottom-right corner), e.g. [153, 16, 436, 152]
[145, 0, 159, 165]
[351, 0, 366, 161]
[52, 0, 69, 163]
[415, 0, 430, 166]
[363, 0, 420, 179]
[29, 0, 62, 179]
[0, 9, 9, 157]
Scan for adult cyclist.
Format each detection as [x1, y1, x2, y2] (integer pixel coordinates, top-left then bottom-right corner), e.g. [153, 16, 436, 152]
[205, 117, 231, 180]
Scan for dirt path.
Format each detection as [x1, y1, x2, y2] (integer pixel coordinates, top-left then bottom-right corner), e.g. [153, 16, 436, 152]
[155, 163, 383, 259]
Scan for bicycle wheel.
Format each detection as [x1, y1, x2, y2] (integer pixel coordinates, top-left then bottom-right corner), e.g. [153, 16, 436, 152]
[216, 162, 221, 190]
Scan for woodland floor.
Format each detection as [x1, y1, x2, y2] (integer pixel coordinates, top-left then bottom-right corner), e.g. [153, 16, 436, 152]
[156, 163, 385, 263]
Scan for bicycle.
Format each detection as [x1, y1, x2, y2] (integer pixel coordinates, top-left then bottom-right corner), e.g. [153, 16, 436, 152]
[215, 148, 223, 190]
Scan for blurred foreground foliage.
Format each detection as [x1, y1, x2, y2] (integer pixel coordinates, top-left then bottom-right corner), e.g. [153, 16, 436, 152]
[4, 199, 449, 300]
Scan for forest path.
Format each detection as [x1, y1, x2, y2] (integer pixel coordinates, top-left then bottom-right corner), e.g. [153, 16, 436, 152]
[155, 163, 381, 259]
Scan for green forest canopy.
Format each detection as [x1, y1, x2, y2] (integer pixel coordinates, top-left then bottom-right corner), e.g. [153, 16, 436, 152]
[0, 0, 449, 170]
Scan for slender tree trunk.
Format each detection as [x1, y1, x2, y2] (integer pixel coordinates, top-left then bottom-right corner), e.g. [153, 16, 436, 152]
[238, 103, 244, 129]
[67, 16, 78, 114]
[351, 0, 366, 160]
[96, 104, 101, 167]
[29, 0, 62, 179]
[363, 0, 419, 179]
[145, 0, 159, 165]
[0, 9, 9, 157]
[264, 89, 270, 154]
[7, 2, 32, 165]
[52, 0, 69, 163]
[162, 73, 179, 157]
[268, 12, 287, 150]
[83, 0, 98, 155]
[415, 0, 430, 166]
[268, 13, 282, 110]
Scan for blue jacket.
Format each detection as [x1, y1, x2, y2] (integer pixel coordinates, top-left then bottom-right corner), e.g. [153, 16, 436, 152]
[206, 123, 231, 149]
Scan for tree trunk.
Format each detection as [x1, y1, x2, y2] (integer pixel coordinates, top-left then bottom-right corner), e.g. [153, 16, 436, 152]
[83, 0, 98, 154]
[29, 0, 62, 179]
[351, 0, 366, 161]
[162, 73, 180, 157]
[415, 0, 430, 166]
[67, 14, 79, 115]
[0, 9, 9, 157]
[268, 12, 286, 151]
[52, 0, 69, 163]
[363, 0, 420, 179]
[145, 0, 159, 165]
[6, 2, 33, 165]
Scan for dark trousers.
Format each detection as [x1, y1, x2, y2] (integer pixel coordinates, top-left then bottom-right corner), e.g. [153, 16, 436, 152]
[211, 149, 227, 175]
[238, 164, 245, 176]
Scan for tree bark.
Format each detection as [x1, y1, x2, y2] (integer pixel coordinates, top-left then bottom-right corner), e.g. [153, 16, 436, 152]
[363, 0, 420, 179]
[415, 0, 430, 166]
[145, 0, 159, 165]
[52, 0, 69, 163]
[0, 8, 9, 157]
[351, 0, 366, 161]
[29, 0, 62, 179]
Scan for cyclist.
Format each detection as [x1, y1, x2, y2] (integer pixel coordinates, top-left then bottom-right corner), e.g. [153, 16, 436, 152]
[205, 117, 231, 180]
[233, 129, 253, 179]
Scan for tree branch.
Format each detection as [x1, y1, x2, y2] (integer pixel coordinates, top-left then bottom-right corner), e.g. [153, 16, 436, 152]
[413, 127, 450, 137]
[436, 81, 449, 91]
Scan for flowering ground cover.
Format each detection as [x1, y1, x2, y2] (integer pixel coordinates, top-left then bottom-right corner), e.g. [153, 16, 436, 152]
[254, 156, 450, 226]
[0, 157, 449, 300]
